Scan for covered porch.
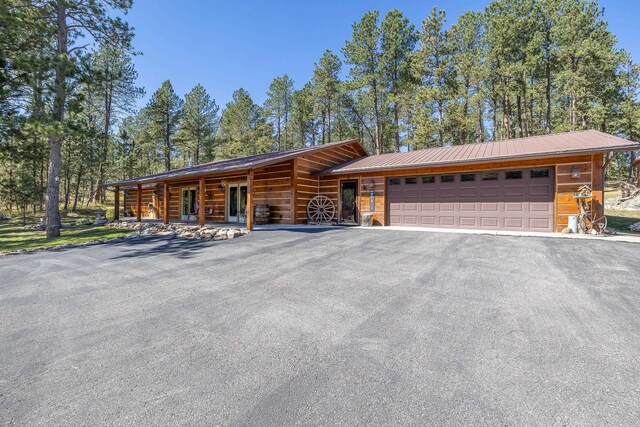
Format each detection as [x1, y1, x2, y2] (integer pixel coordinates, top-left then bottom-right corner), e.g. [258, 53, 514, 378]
[112, 171, 256, 230]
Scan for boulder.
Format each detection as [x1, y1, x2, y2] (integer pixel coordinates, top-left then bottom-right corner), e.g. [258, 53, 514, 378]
[628, 222, 640, 232]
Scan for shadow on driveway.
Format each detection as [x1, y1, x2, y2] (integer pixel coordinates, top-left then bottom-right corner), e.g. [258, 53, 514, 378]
[106, 236, 219, 260]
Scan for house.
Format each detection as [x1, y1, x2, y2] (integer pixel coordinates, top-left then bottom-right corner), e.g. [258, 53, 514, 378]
[104, 130, 639, 233]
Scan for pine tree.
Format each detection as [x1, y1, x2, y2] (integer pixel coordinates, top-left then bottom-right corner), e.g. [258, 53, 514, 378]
[381, 9, 418, 151]
[343, 11, 385, 154]
[176, 84, 219, 165]
[218, 89, 272, 158]
[413, 8, 452, 148]
[312, 51, 342, 144]
[147, 80, 183, 171]
[264, 75, 294, 150]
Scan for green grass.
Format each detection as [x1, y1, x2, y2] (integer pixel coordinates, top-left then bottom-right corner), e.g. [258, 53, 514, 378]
[604, 183, 640, 233]
[605, 210, 640, 234]
[0, 206, 128, 253]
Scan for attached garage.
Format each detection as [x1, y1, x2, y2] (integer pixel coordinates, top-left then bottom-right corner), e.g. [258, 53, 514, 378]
[387, 168, 554, 231]
[317, 130, 640, 233]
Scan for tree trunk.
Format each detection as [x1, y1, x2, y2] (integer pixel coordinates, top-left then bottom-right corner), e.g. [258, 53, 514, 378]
[72, 163, 83, 212]
[372, 79, 381, 154]
[327, 98, 332, 144]
[394, 103, 400, 152]
[46, 1, 67, 238]
[516, 94, 523, 138]
[99, 81, 113, 203]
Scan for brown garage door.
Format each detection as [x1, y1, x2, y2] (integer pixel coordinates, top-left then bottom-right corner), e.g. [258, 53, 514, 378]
[387, 168, 554, 231]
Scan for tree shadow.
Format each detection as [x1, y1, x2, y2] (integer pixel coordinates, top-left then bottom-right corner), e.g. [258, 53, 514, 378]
[106, 235, 221, 260]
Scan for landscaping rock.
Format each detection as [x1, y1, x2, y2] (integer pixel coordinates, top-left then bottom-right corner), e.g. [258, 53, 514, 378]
[628, 222, 640, 232]
[104, 220, 249, 243]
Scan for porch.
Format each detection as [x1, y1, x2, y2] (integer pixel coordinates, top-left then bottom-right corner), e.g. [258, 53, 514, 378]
[113, 173, 254, 229]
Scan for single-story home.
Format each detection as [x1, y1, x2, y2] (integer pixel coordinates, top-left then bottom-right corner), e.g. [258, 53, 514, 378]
[104, 130, 639, 233]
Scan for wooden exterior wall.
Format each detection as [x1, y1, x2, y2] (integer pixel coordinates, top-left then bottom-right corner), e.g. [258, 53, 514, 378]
[123, 186, 162, 219]
[294, 143, 366, 224]
[252, 161, 293, 224]
[554, 153, 603, 232]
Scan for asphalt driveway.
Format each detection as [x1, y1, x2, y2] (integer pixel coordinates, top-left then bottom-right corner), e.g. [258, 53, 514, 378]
[1, 229, 639, 425]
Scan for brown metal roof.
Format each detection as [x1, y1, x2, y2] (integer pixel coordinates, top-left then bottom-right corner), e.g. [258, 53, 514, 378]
[104, 139, 366, 187]
[318, 130, 640, 175]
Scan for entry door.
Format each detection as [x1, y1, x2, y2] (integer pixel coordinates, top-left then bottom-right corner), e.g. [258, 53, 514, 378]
[227, 183, 247, 223]
[181, 187, 197, 221]
[340, 180, 358, 224]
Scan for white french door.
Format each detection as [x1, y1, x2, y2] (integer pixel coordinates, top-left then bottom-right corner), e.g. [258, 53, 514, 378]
[227, 183, 247, 223]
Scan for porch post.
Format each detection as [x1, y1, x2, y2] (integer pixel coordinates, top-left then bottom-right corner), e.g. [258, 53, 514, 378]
[136, 183, 142, 223]
[246, 170, 253, 230]
[199, 176, 206, 227]
[163, 181, 169, 224]
[291, 158, 298, 224]
[114, 185, 120, 220]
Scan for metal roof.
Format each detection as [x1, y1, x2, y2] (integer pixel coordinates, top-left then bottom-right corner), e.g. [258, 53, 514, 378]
[104, 139, 366, 187]
[318, 130, 640, 175]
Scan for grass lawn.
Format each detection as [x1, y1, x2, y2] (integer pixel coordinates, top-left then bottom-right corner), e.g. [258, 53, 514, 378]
[604, 183, 640, 233]
[0, 207, 128, 253]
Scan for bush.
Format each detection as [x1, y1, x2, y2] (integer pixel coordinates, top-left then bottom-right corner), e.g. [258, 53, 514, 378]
[105, 207, 115, 220]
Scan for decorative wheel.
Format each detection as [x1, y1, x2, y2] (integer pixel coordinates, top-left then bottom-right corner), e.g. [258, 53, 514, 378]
[588, 211, 608, 234]
[307, 195, 335, 224]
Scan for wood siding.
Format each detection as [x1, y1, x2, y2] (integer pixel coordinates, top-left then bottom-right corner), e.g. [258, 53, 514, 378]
[554, 154, 602, 232]
[124, 186, 162, 219]
[295, 143, 365, 224]
[252, 161, 293, 224]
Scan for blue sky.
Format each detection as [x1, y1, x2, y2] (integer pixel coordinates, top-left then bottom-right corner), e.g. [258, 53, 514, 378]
[126, 0, 640, 109]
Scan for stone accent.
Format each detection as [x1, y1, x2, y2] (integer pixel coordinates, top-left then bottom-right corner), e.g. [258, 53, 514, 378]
[105, 221, 249, 241]
[629, 222, 640, 232]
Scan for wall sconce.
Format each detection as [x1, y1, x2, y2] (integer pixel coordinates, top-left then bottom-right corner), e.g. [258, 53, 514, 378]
[571, 167, 581, 178]
[217, 179, 227, 191]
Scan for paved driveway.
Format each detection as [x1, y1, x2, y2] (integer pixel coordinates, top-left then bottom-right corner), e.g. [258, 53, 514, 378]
[1, 229, 639, 425]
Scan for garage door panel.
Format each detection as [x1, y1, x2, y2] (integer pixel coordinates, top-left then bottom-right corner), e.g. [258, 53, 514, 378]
[480, 202, 499, 212]
[504, 202, 524, 212]
[459, 217, 477, 227]
[403, 202, 419, 212]
[480, 217, 499, 228]
[529, 202, 552, 212]
[421, 216, 437, 226]
[388, 168, 554, 232]
[403, 215, 418, 225]
[504, 217, 525, 229]
[439, 202, 456, 212]
[460, 202, 477, 212]
[504, 185, 525, 196]
[529, 218, 552, 230]
[439, 216, 456, 226]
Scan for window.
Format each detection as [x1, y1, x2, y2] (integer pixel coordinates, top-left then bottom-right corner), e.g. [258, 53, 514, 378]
[405, 177, 417, 184]
[461, 173, 476, 182]
[531, 168, 550, 178]
[388, 178, 401, 185]
[441, 175, 455, 183]
[422, 176, 435, 184]
[505, 171, 523, 180]
[481, 171, 498, 180]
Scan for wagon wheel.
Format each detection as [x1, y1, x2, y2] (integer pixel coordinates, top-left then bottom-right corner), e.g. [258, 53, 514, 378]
[587, 211, 608, 234]
[307, 195, 335, 224]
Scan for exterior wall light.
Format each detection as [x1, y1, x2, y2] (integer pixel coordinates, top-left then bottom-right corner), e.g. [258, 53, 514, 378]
[571, 167, 581, 178]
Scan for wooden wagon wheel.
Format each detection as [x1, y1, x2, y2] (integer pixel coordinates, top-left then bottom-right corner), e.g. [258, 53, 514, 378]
[307, 195, 335, 224]
[587, 211, 608, 234]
